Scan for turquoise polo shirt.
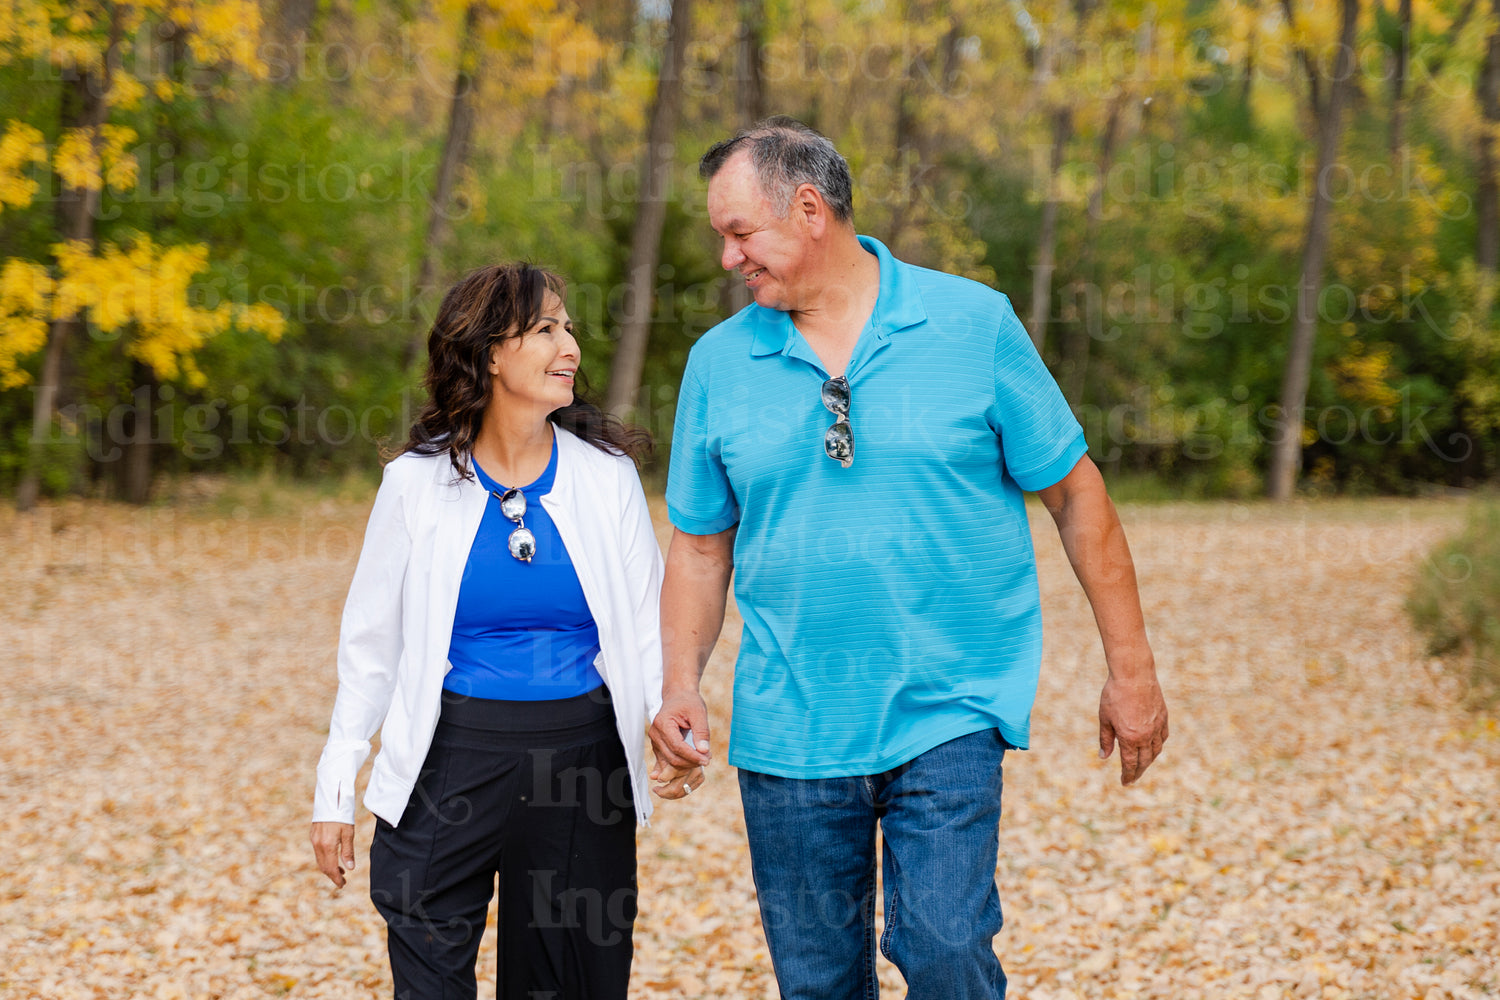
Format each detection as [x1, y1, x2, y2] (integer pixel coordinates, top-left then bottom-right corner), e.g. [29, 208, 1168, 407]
[667, 236, 1087, 778]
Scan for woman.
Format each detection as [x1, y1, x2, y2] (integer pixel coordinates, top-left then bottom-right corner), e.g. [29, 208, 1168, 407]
[309, 263, 701, 998]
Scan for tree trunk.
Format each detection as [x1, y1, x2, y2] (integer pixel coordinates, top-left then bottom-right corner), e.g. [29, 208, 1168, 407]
[110, 21, 191, 504]
[734, 0, 765, 127]
[603, 0, 694, 419]
[1389, 0, 1412, 158]
[279, 0, 317, 46]
[1267, 0, 1360, 501]
[16, 24, 116, 510]
[886, 77, 921, 253]
[886, 20, 960, 259]
[1061, 94, 1124, 404]
[1240, 7, 1256, 108]
[721, 0, 764, 317]
[119, 361, 158, 504]
[1028, 107, 1071, 355]
[274, 0, 318, 86]
[405, 1, 487, 368]
[1476, 0, 1500, 316]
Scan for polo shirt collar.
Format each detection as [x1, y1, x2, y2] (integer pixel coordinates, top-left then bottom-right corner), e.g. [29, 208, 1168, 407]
[746, 235, 927, 359]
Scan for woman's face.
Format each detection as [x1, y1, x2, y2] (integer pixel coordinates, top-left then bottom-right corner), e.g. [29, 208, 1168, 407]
[487, 295, 579, 416]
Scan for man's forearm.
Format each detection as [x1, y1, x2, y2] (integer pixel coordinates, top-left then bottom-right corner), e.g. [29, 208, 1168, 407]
[1040, 456, 1168, 784]
[1038, 458, 1153, 678]
[660, 527, 735, 695]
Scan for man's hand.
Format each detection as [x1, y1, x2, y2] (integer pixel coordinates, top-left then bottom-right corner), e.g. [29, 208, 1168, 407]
[649, 689, 712, 772]
[1099, 670, 1168, 785]
[310, 821, 356, 888]
[1038, 456, 1168, 786]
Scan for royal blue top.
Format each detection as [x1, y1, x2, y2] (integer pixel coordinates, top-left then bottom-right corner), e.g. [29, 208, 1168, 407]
[666, 236, 1088, 777]
[443, 438, 605, 700]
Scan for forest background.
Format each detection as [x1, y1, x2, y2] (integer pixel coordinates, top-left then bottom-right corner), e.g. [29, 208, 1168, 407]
[2, 0, 1498, 506]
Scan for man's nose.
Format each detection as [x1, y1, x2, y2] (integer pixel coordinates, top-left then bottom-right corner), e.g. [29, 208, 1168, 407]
[721, 240, 744, 271]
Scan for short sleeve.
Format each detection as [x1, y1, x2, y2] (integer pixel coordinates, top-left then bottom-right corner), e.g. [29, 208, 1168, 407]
[665, 352, 740, 534]
[988, 297, 1088, 492]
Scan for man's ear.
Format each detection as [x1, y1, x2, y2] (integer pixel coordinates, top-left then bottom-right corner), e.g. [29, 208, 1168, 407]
[794, 183, 828, 239]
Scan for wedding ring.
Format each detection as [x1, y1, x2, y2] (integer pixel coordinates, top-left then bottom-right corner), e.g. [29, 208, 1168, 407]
[683, 782, 693, 795]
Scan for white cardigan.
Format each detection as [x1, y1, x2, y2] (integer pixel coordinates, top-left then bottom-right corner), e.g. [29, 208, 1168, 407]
[312, 427, 665, 827]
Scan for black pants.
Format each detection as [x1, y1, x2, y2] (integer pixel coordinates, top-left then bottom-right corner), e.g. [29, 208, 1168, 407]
[369, 689, 637, 1000]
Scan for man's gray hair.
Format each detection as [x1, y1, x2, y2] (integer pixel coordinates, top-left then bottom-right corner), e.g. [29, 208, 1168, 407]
[699, 116, 854, 225]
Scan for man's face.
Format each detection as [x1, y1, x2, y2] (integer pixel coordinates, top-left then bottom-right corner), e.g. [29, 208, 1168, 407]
[706, 150, 811, 312]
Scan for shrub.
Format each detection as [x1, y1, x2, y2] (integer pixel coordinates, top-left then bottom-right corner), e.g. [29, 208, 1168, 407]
[1408, 501, 1500, 708]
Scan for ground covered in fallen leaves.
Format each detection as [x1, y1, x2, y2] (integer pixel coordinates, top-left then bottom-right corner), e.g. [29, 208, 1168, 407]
[3, 486, 1496, 999]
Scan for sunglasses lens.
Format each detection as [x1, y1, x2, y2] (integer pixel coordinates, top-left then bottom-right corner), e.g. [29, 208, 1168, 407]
[824, 420, 853, 468]
[821, 378, 850, 415]
[508, 526, 537, 562]
[499, 488, 526, 522]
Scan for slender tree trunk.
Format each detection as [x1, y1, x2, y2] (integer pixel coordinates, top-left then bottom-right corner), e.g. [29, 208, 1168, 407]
[405, 1, 486, 368]
[111, 21, 191, 504]
[279, 0, 317, 46]
[720, 0, 764, 317]
[886, 78, 921, 253]
[274, 0, 318, 86]
[1268, 0, 1360, 501]
[1061, 94, 1123, 404]
[604, 0, 694, 419]
[886, 20, 960, 260]
[1240, 9, 1257, 108]
[798, 4, 821, 130]
[1028, 107, 1071, 355]
[17, 15, 118, 510]
[1389, 0, 1412, 158]
[734, 0, 765, 127]
[120, 361, 158, 503]
[1476, 0, 1500, 316]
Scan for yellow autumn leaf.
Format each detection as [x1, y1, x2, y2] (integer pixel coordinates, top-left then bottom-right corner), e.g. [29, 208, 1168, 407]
[0, 119, 48, 211]
[0, 257, 53, 388]
[48, 233, 278, 384]
[51, 124, 140, 195]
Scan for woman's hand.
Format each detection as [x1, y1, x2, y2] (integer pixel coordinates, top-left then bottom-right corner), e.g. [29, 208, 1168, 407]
[650, 759, 706, 800]
[310, 822, 357, 888]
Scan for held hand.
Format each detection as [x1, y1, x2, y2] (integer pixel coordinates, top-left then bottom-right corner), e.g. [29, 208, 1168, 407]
[649, 690, 712, 773]
[310, 821, 357, 888]
[1098, 671, 1168, 786]
[651, 761, 706, 800]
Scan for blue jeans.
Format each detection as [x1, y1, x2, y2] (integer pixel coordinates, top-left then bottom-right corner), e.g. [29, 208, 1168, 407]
[738, 728, 1009, 1000]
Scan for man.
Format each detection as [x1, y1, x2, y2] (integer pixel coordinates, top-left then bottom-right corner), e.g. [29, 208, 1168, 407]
[648, 117, 1168, 1000]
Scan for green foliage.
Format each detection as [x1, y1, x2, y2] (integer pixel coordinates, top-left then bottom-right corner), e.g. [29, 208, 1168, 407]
[1408, 500, 1500, 708]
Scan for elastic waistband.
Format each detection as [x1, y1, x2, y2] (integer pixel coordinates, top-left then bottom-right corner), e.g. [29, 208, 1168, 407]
[435, 686, 616, 750]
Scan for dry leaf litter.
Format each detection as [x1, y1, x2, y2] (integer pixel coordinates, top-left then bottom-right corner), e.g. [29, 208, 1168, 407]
[2, 492, 1496, 999]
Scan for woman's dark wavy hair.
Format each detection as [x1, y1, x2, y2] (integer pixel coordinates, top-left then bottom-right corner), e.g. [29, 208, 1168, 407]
[400, 262, 652, 478]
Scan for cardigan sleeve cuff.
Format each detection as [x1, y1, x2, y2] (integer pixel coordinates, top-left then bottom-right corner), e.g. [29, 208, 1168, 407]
[311, 740, 372, 825]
